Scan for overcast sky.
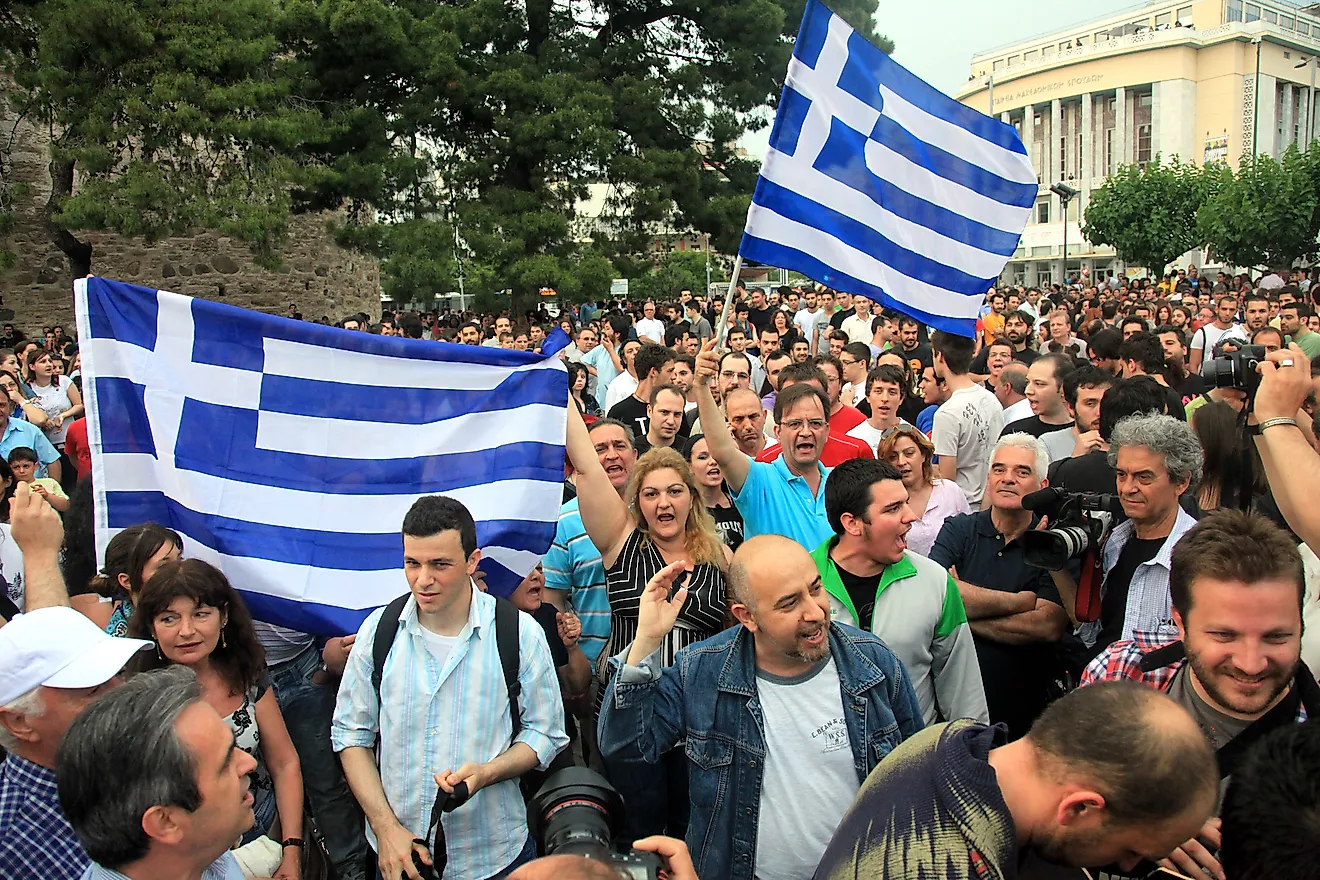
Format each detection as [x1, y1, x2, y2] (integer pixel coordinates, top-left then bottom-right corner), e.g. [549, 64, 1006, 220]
[741, 0, 1139, 159]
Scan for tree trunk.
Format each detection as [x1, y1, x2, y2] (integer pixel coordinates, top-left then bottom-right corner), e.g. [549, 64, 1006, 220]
[44, 158, 92, 279]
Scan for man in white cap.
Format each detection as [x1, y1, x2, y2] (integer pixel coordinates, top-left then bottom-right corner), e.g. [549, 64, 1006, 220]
[0, 484, 155, 880]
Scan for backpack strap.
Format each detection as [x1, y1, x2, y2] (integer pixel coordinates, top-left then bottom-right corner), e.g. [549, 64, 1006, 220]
[371, 594, 411, 703]
[493, 597, 522, 742]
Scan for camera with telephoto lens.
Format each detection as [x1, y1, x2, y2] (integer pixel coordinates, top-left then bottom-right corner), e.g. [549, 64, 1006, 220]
[531, 768, 667, 879]
[1202, 342, 1266, 397]
[1019, 487, 1122, 571]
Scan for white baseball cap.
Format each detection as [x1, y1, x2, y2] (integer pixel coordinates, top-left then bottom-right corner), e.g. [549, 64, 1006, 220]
[0, 606, 152, 706]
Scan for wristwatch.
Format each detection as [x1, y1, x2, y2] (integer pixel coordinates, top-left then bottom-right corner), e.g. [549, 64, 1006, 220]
[282, 838, 305, 849]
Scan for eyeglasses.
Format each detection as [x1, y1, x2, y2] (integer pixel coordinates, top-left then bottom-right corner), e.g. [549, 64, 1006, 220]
[839, 357, 857, 366]
[780, 418, 828, 431]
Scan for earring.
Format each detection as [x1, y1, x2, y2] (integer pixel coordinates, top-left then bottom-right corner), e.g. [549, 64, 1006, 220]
[154, 640, 163, 660]
[220, 630, 227, 649]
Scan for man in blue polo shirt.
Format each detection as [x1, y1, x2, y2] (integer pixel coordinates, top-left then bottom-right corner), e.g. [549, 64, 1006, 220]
[0, 406, 59, 482]
[693, 340, 832, 549]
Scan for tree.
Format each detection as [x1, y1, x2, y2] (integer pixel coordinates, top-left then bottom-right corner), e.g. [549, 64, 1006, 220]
[1197, 145, 1320, 272]
[1, 0, 327, 278]
[284, 0, 885, 299]
[1080, 156, 1211, 276]
[631, 249, 719, 302]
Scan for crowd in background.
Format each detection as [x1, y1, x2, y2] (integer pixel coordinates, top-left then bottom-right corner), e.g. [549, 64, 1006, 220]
[3, 266, 1320, 880]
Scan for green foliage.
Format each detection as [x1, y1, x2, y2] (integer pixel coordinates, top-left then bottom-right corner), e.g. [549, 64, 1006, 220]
[0, 0, 330, 276]
[630, 250, 720, 302]
[285, 0, 884, 298]
[1080, 156, 1212, 276]
[1197, 145, 1320, 271]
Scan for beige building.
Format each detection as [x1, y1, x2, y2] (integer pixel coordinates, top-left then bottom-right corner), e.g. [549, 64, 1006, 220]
[956, 0, 1320, 286]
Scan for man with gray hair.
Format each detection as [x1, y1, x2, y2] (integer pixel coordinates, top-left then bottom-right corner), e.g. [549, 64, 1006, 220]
[928, 433, 1071, 739]
[56, 666, 256, 880]
[995, 361, 1032, 425]
[1056, 413, 1201, 655]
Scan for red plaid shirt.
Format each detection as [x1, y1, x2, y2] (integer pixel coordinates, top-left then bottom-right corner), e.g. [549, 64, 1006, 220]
[1081, 631, 1184, 692]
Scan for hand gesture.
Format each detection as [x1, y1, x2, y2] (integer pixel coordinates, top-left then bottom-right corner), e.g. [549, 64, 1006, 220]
[636, 560, 690, 646]
[557, 610, 582, 647]
[694, 338, 720, 384]
[435, 762, 490, 797]
[1071, 430, 1104, 457]
[376, 820, 431, 880]
[9, 481, 63, 558]
[1255, 343, 1311, 422]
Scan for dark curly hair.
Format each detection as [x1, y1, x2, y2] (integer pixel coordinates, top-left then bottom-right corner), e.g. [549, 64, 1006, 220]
[94, 523, 183, 601]
[127, 559, 266, 693]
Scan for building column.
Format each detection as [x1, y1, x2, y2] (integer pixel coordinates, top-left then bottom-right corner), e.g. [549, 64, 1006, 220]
[1256, 74, 1278, 157]
[1283, 83, 1295, 150]
[1081, 92, 1094, 182]
[1001, 111, 1011, 125]
[1115, 86, 1129, 168]
[1050, 98, 1063, 192]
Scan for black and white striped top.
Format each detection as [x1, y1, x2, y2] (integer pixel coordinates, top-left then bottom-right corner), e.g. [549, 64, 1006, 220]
[600, 528, 728, 673]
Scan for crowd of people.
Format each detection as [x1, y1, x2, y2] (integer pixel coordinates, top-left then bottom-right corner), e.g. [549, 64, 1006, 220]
[3, 269, 1320, 880]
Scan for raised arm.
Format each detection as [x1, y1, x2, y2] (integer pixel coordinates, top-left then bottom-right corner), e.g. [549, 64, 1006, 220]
[565, 401, 632, 566]
[692, 339, 750, 491]
[1253, 344, 1320, 556]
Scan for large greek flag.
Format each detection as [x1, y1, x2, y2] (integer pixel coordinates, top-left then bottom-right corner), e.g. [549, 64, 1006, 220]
[75, 277, 568, 635]
[741, 0, 1036, 337]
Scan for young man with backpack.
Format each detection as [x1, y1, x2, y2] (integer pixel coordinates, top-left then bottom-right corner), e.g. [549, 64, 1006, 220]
[331, 497, 569, 880]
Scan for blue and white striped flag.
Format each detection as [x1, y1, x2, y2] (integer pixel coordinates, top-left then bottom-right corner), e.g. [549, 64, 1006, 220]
[741, 0, 1037, 337]
[74, 277, 568, 635]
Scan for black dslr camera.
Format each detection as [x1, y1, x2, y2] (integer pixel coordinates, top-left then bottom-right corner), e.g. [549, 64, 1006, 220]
[531, 768, 667, 879]
[1202, 342, 1266, 397]
[1020, 487, 1122, 571]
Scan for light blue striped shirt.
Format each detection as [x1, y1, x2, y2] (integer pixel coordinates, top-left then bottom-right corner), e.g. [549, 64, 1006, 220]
[543, 498, 612, 663]
[81, 851, 243, 880]
[331, 583, 568, 880]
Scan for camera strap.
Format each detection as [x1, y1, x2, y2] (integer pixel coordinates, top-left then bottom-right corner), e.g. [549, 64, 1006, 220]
[1073, 548, 1104, 623]
[418, 781, 470, 879]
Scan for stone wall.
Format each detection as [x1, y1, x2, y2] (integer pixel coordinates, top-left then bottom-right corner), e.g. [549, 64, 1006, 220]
[1, 104, 381, 336]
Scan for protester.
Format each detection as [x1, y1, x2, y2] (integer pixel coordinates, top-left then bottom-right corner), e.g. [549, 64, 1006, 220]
[814, 458, 987, 725]
[126, 559, 304, 865]
[931, 331, 1004, 506]
[598, 534, 924, 880]
[84, 523, 184, 635]
[684, 434, 744, 551]
[56, 666, 257, 880]
[846, 365, 913, 454]
[331, 496, 568, 880]
[23, 347, 81, 487]
[813, 681, 1216, 879]
[6, 446, 68, 512]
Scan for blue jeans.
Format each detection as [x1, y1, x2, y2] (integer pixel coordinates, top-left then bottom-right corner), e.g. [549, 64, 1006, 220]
[373, 835, 535, 880]
[269, 643, 370, 880]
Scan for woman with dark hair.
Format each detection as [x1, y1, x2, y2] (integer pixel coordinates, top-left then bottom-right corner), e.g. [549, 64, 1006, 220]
[1191, 400, 1246, 512]
[771, 308, 799, 351]
[129, 559, 304, 872]
[567, 361, 602, 416]
[87, 523, 184, 634]
[684, 434, 743, 551]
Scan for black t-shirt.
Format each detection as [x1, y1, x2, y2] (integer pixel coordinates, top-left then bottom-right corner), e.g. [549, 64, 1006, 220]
[900, 343, 934, 375]
[531, 602, 576, 740]
[747, 306, 775, 334]
[1173, 372, 1206, 408]
[1162, 384, 1187, 420]
[1095, 536, 1164, 654]
[607, 395, 650, 440]
[832, 559, 879, 630]
[708, 503, 745, 551]
[898, 396, 925, 425]
[830, 307, 855, 330]
[1003, 415, 1074, 438]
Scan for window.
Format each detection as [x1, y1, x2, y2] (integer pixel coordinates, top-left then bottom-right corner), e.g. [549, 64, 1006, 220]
[1103, 127, 1115, 174]
[1024, 49, 1039, 62]
[1008, 54, 1021, 67]
[1076, 132, 1084, 176]
[1060, 134, 1068, 176]
[1137, 124, 1153, 164]
[1299, 22, 1310, 35]
[1067, 199, 1079, 222]
[1177, 5, 1193, 22]
[1037, 198, 1051, 224]
[1077, 34, 1091, 45]
[993, 58, 1005, 71]
[1096, 30, 1111, 42]
[1043, 44, 1056, 57]
[1136, 93, 1153, 165]
[1227, 0, 1243, 22]
[1246, 4, 1261, 22]
[1264, 9, 1277, 25]
[1031, 245, 1054, 257]
[1282, 14, 1295, 29]
[1156, 12, 1172, 27]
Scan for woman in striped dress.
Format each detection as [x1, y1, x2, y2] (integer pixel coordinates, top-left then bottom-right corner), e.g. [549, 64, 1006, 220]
[564, 403, 730, 839]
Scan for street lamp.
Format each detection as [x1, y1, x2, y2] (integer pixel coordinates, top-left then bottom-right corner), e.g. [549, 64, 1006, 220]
[1050, 182, 1080, 285]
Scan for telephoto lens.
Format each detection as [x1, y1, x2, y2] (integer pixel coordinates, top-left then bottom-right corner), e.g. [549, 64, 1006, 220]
[532, 768, 626, 861]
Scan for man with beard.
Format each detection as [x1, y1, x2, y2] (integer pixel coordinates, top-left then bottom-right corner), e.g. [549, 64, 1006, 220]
[598, 534, 924, 880]
[896, 316, 932, 375]
[1084, 510, 1317, 880]
[813, 681, 1216, 880]
[1156, 325, 1205, 406]
[814, 459, 987, 725]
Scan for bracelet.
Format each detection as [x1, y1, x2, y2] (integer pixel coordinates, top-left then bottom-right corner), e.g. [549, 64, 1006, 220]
[282, 838, 305, 849]
[1258, 417, 1300, 433]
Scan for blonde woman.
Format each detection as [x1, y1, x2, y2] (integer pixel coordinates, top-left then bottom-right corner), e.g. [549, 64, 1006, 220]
[565, 403, 729, 839]
[878, 425, 970, 557]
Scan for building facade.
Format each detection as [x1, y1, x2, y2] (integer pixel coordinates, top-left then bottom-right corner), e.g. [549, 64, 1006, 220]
[957, 0, 1320, 286]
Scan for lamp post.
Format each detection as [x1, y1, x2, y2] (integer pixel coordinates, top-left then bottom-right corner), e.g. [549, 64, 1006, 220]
[1050, 182, 1080, 285]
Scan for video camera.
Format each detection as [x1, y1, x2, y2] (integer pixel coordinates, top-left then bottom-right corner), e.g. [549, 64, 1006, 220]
[531, 768, 668, 879]
[1202, 342, 1266, 398]
[1020, 487, 1121, 571]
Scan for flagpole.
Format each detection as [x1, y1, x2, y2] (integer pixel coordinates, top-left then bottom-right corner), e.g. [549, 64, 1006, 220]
[716, 254, 743, 350]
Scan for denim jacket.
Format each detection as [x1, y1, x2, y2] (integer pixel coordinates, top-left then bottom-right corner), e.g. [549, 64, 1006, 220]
[597, 622, 925, 880]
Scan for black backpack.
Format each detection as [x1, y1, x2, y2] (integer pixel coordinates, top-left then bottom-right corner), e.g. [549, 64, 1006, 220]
[370, 593, 522, 738]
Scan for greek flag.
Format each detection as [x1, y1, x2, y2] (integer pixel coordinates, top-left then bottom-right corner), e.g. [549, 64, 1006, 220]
[741, 0, 1036, 337]
[74, 277, 568, 635]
